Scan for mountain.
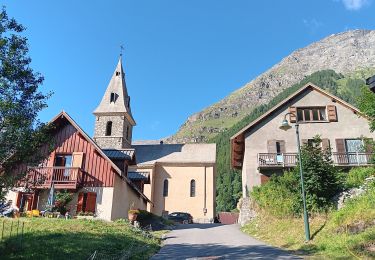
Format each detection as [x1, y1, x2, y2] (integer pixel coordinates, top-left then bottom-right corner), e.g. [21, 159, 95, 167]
[167, 30, 375, 143]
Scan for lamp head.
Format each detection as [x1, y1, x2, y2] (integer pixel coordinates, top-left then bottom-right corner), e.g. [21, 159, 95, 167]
[279, 118, 292, 131]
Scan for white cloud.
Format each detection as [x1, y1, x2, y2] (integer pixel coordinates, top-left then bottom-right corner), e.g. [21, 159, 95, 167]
[303, 19, 323, 34]
[340, 0, 371, 10]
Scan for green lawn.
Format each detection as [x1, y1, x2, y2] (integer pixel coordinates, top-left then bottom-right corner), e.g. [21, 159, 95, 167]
[0, 218, 162, 260]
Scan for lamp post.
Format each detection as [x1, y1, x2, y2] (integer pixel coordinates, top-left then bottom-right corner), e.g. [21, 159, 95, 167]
[279, 112, 311, 242]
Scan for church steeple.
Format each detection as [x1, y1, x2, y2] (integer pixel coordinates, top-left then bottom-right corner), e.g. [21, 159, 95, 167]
[93, 57, 136, 149]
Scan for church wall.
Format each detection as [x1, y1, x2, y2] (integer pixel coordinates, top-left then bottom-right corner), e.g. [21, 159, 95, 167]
[150, 164, 216, 223]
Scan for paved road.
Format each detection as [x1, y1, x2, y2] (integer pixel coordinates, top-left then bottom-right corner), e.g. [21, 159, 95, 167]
[152, 224, 301, 260]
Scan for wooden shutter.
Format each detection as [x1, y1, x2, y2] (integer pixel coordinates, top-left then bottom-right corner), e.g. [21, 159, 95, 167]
[85, 192, 97, 213]
[289, 107, 297, 123]
[267, 140, 277, 153]
[279, 140, 286, 153]
[72, 152, 84, 168]
[335, 139, 346, 153]
[76, 192, 84, 213]
[327, 105, 337, 122]
[336, 139, 348, 164]
[322, 139, 330, 151]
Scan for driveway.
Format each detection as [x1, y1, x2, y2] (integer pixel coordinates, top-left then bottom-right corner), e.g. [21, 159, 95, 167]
[152, 224, 301, 260]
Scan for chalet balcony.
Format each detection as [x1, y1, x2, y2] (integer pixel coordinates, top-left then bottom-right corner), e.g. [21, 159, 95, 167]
[258, 152, 374, 169]
[27, 167, 83, 189]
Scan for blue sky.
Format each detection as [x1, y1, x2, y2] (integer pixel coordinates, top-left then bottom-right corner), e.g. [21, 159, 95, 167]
[3, 0, 375, 140]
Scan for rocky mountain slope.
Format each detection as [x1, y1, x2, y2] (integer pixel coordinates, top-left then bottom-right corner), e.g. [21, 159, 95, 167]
[166, 30, 375, 143]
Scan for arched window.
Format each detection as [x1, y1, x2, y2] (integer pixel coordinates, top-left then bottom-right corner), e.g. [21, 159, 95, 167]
[105, 121, 112, 136]
[190, 179, 196, 197]
[163, 179, 169, 197]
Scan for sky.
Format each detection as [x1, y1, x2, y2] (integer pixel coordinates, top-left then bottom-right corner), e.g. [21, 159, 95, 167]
[3, 0, 375, 140]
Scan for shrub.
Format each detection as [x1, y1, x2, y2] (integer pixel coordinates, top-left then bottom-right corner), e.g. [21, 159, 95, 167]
[251, 171, 301, 217]
[54, 190, 73, 215]
[345, 167, 375, 188]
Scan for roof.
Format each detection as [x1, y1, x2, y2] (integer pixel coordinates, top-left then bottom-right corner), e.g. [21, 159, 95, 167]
[230, 83, 366, 141]
[132, 143, 217, 166]
[230, 83, 368, 169]
[128, 172, 150, 184]
[49, 111, 151, 204]
[93, 57, 136, 125]
[103, 149, 135, 160]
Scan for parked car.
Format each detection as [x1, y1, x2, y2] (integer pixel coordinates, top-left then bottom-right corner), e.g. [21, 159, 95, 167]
[168, 212, 193, 224]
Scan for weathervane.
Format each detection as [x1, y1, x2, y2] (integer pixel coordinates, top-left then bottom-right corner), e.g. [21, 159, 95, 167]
[120, 45, 125, 57]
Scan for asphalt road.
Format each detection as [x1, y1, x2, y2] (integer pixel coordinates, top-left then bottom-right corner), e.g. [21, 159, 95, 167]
[151, 224, 301, 260]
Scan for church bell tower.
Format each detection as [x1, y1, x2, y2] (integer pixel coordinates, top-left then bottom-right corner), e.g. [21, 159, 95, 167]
[93, 56, 136, 149]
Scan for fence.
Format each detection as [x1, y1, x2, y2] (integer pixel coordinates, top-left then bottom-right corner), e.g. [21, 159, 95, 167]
[0, 219, 26, 250]
[218, 212, 239, 225]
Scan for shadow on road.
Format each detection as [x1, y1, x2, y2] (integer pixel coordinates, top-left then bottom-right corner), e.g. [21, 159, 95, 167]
[152, 243, 301, 259]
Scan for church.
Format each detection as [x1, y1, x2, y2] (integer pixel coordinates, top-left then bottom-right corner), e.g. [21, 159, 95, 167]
[5, 57, 216, 223]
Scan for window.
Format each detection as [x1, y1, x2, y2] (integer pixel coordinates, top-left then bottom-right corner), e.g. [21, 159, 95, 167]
[190, 180, 196, 197]
[276, 142, 281, 154]
[163, 179, 169, 197]
[110, 92, 116, 103]
[126, 126, 130, 140]
[54, 154, 72, 167]
[105, 121, 112, 136]
[115, 71, 120, 76]
[297, 107, 326, 122]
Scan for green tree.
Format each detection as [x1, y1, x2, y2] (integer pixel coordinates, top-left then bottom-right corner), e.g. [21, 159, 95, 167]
[295, 136, 342, 212]
[358, 86, 375, 132]
[0, 7, 51, 199]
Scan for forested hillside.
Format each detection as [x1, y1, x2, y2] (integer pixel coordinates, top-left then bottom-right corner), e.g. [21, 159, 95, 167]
[212, 70, 370, 212]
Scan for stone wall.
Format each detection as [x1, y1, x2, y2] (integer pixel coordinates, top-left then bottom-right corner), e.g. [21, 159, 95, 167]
[93, 115, 132, 149]
[238, 197, 257, 226]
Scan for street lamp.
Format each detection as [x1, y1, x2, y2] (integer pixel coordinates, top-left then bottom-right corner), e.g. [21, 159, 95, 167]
[279, 112, 311, 242]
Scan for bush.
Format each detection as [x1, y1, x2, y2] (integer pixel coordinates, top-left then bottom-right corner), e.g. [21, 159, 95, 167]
[345, 167, 375, 188]
[251, 171, 301, 217]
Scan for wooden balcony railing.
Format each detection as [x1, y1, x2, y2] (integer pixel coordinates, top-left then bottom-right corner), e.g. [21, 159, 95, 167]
[27, 167, 83, 189]
[258, 152, 374, 168]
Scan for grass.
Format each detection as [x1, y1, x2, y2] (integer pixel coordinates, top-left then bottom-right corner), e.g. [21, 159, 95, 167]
[242, 185, 375, 259]
[0, 218, 162, 260]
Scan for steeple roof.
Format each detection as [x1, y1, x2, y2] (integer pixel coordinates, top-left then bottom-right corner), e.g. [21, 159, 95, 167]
[93, 56, 136, 125]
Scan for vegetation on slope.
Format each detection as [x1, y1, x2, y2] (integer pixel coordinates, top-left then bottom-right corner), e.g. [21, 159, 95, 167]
[0, 218, 161, 260]
[242, 167, 375, 258]
[211, 69, 370, 212]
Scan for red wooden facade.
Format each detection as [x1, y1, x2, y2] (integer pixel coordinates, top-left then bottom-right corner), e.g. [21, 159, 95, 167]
[24, 112, 123, 189]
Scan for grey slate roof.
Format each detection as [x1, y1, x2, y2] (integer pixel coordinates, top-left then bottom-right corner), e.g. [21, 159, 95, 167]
[128, 172, 150, 183]
[132, 143, 216, 165]
[103, 149, 135, 160]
